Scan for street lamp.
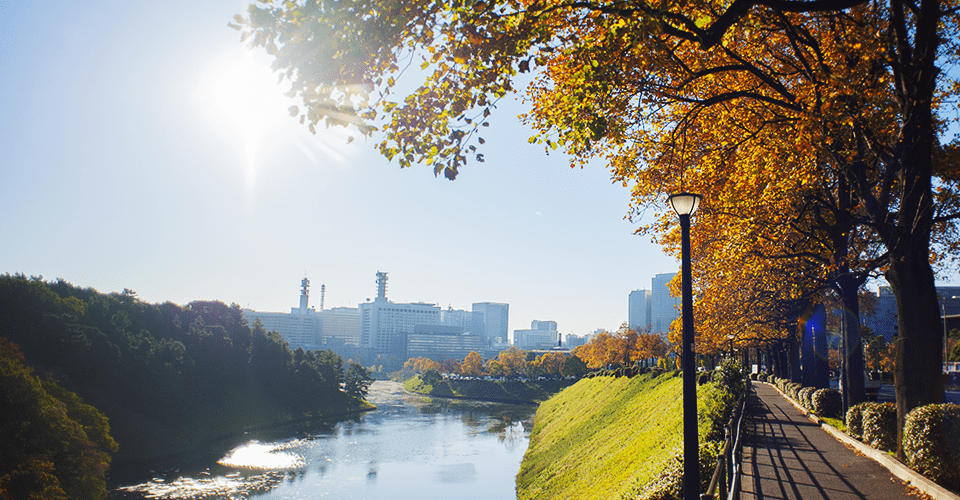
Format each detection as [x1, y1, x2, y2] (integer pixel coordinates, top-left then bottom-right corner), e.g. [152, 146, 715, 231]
[668, 191, 702, 500]
[728, 333, 735, 359]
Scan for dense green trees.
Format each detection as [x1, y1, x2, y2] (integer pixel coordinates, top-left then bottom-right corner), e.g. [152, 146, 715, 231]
[0, 274, 372, 478]
[0, 338, 117, 500]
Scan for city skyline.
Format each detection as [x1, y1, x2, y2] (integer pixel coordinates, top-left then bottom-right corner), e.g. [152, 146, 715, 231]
[0, 1, 688, 338]
[2, 1, 956, 340]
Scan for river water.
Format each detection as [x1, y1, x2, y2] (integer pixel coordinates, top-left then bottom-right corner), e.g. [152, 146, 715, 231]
[109, 381, 537, 500]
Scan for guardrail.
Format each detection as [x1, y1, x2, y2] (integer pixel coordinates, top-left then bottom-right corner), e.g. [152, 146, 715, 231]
[701, 381, 749, 500]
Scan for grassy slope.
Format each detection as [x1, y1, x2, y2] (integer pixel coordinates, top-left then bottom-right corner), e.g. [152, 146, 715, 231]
[516, 372, 696, 500]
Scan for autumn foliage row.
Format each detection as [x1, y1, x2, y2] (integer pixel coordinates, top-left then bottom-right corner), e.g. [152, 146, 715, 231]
[404, 346, 588, 379]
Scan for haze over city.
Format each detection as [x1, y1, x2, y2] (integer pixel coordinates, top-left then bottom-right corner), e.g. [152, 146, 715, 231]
[2, 0, 957, 338]
[0, 0, 687, 337]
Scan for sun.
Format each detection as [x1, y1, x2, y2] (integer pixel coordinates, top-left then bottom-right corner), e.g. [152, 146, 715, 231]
[198, 48, 295, 185]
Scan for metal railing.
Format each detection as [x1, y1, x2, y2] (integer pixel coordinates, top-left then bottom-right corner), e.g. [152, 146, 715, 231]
[701, 382, 749, 500]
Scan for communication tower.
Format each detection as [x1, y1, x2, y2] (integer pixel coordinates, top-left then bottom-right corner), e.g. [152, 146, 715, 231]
[299, 277, 310, 311]
[320, 284, 325, 310]
[376, 271, 388, 301]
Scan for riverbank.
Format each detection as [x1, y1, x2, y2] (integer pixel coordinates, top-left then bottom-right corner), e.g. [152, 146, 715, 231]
[403, 375, 576, 404]
[108, 396, 377, 467]
[516, 370, 730, 500]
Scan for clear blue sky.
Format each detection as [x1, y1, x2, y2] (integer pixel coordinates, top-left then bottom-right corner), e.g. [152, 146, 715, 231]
[0, 0, 682, 337]
[2, 1, 956, 338]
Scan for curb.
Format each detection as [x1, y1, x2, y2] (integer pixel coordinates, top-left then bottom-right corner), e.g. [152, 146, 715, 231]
[760, 382, 960, 500]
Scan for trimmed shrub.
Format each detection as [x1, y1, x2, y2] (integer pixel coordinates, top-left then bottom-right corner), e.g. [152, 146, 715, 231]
[798, 387, 816, 410]
[698, 373, 710, 386]
[712, 358, 746, 397]
[846, 402, 877, 440]
[903, 403, 960, 490]
[811, 389, 843, 419]
[786, 382, 802, 400]
[863, 402, 897, 452]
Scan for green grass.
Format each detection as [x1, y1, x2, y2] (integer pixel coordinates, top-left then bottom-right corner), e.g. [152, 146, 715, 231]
[821, 416, 846, 431]
[516, 372, 723, 500]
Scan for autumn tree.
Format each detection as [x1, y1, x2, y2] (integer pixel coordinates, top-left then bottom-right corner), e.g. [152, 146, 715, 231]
[237, 0, 960, 455]
[537, 351, 566, 375]
[497, 346, 527, 378]
[461, 351, 484, 377]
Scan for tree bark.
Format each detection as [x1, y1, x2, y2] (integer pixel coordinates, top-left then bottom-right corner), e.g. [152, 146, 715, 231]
[887, 252, 944, 458]
[837, 273, 865, 409]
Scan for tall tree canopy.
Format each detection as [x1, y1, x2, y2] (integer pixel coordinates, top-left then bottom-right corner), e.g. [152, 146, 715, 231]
[237, 0, 960, 454]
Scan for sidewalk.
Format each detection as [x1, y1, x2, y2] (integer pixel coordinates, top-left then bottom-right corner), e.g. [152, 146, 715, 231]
[740, 384, 917, 499]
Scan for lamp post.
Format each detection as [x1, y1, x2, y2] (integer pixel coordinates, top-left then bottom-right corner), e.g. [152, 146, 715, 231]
[728, 334, 735, 359]
[668, 192, 702, 500]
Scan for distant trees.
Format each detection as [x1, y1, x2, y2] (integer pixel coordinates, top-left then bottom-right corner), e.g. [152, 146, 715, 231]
[343, 363, 374, 398]
[573, 325, 669, 369]
[0, 274, 370, 470]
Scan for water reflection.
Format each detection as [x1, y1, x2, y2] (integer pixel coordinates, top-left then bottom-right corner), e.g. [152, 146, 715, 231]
[110, 381, 535, 499]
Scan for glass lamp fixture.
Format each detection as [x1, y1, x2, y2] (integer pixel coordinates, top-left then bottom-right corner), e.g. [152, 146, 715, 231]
[668, 192, 703, 217]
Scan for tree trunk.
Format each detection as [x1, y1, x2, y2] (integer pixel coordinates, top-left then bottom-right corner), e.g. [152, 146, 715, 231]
[837, 274, 865, 409]
[887, 253, 944, 458]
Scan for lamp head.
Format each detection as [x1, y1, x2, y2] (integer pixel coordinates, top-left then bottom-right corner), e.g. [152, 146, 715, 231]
[668, 192, 703, 217]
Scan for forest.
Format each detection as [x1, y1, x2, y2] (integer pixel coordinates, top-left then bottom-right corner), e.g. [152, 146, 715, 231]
[0, 274, 373, 500]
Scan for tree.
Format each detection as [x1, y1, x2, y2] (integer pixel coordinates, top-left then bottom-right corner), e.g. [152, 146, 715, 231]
[561, 354, 588, 378]
[344, 363, 374, 398]
[237, 0, 960, 456]
[537, 351, 566, 376]
[497, 346, 527, 378]
[461, 351, 484, 377]
[0, 338, 117, 500]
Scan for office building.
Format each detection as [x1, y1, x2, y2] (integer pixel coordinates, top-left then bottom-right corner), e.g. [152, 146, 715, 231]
[243, 277, 322, 349]
[472, 302, 509, 344]
[628, 289, 652, 332]
[651, 272, 680, 336]
[358, 271, 442, 358]
[320, 306, 361, 346]
[514, 320, 560, 350]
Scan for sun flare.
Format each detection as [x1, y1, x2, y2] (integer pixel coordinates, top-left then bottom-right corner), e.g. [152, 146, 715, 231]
[198, 48, 294, 185]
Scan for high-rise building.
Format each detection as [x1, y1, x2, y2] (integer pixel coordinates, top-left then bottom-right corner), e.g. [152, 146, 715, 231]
[628, 289, 652, 332]
[244, 277, 322, 349]
[358, 272, 442, 358]
[650, 272, 680, 336]
[472, 302, 509, 344]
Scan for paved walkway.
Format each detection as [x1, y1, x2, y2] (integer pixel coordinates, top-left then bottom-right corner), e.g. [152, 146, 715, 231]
[740, 384, 917, 499]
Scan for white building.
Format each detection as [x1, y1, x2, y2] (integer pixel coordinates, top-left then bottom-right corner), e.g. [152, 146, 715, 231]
[320, 306, 361, 346]
[358, 271, 442, 358]
[243, 277, 321, 350]
[514, 320, 560, 350]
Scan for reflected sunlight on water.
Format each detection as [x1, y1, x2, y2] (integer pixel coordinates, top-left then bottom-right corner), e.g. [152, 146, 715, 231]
[217, 441, 305, 470]
[115, 471, 284, 499]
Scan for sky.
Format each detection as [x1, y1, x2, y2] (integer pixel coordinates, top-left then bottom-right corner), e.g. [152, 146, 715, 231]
[2, 1, 957, 339]
[0, 0, 683, 337]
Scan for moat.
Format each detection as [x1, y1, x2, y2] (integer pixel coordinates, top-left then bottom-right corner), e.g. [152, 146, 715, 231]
[109, 381, 537, 499]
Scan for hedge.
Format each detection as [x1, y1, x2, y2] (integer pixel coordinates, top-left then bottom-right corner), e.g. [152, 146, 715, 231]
[862, 402, 897, 452]
[903, 403, 960, 491]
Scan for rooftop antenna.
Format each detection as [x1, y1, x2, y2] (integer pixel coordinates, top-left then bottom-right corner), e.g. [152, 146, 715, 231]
[300, 276, 310, 312]
[376, 271, 388, 301]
